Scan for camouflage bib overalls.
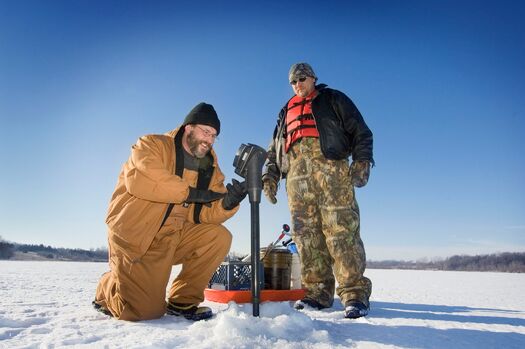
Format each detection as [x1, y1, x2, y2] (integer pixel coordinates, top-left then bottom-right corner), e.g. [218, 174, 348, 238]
[286, 137, 372, 307]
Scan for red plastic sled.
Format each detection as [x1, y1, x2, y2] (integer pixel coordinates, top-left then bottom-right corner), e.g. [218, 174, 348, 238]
[204, 288, 305, 304]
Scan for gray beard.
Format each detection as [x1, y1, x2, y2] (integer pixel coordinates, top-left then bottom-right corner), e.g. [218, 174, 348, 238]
[187, 130, 210, 159]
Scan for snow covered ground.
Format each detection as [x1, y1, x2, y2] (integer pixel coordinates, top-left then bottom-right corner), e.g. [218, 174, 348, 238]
[1, 261, 524, 348]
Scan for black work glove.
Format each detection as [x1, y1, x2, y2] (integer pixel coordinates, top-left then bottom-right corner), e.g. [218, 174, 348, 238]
[349, 160, 371, 188]
[185, 187, 225, 203]
[222, 179, 248, 210]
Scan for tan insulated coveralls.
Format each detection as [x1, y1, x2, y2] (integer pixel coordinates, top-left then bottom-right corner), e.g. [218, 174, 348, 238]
[95, 127, 238, 321]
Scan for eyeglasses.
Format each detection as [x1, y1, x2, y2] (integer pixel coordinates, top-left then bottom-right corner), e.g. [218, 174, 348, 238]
[194, 125, 218, 140]
[290, 77, 307, 85]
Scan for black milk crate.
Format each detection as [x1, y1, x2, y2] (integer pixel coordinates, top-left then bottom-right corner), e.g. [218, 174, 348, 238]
[208, 261, 254, 291]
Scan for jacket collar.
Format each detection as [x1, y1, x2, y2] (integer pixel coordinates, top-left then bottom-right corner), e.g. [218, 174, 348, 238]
[315, 83, 328, 92]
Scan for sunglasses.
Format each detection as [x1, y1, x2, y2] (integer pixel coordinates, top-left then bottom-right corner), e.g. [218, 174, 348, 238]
[290, 77, 307, 85]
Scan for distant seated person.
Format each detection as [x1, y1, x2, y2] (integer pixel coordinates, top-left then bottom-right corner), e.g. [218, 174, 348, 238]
[93, 102, 247, 321]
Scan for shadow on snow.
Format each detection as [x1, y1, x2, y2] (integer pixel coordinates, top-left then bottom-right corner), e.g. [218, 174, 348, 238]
[318, 300, 525, 349]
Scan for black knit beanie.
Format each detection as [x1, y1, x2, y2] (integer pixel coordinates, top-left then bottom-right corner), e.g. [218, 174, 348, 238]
[183, 102, 221, 135]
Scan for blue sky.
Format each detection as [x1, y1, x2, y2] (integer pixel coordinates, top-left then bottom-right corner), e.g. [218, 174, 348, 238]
[1, 0, 524, 260]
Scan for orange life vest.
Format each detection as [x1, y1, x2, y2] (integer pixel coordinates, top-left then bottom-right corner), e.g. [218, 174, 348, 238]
[285, 91, 319, 152]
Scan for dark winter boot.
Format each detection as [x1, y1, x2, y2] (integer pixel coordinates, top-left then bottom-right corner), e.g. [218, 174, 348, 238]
[92, 300, 113, 317]
[344, 300, 369, 319]
[166, 301, 213, 321]
[294, 298, 328, 310]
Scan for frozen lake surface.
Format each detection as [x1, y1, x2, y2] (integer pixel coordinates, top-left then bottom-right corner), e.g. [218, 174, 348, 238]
[1, 261, 524, 348]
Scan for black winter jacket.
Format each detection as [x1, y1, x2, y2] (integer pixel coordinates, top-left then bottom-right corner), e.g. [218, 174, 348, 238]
[264, 84, 374, 180]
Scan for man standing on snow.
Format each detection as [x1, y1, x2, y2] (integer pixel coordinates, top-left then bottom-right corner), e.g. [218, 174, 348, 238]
[94, 102, 247, 321]
[262, 63, 374, 319]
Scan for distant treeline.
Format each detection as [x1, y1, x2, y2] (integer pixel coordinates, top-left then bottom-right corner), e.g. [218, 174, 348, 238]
[1, 236, 524, 272]
[0, 237, 107, 262]
[368, 252, 525, 273]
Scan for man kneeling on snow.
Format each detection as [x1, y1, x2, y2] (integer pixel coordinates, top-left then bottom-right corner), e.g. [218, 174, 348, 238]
[94, 102, 247, 321]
